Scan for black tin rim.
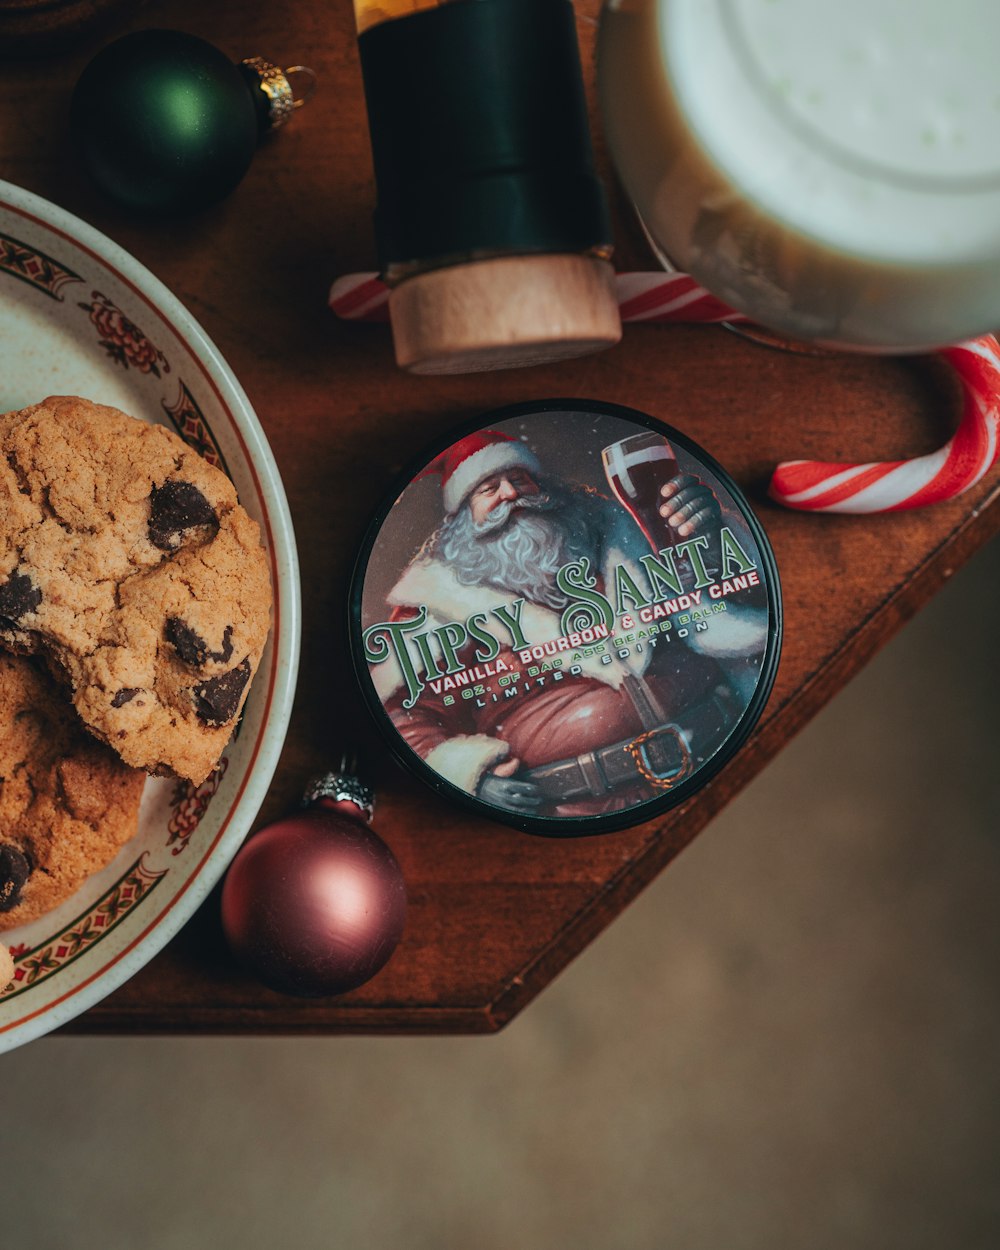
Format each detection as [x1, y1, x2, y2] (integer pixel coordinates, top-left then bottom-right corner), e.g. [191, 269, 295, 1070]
[348, 399, 783, 838]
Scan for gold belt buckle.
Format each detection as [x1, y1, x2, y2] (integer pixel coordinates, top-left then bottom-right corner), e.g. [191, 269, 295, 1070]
[624, 726, 692, 791]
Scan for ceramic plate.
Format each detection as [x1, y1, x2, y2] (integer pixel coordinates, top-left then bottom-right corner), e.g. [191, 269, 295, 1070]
[0, 180, 300, 1053]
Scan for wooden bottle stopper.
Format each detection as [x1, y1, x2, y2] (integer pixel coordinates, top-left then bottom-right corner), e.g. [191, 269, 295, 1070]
[388, 253, 622, 374]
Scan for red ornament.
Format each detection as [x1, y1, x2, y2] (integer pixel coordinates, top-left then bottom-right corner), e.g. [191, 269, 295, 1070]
[221, 769, 406, 997]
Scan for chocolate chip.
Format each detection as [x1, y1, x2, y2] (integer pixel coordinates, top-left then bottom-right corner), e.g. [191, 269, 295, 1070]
[166, 618, 208, 665]
[166, 619, 234, 667]
[148, 481, 218, 551]
[0, 571, 42, 629]
[193, 657, 250, 725]
[211, 626, 235, 664]
[0, 844, 31, 912]
[111, 687, 139, 708]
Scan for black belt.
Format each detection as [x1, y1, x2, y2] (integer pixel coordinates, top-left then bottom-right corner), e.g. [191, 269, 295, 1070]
[522, 689, 735, 803]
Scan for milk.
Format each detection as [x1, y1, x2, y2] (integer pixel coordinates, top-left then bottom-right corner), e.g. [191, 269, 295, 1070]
[598, 0, 1000, 349]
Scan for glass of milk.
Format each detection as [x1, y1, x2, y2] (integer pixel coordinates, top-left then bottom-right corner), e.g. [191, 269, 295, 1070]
[597, 0, 1000, 351]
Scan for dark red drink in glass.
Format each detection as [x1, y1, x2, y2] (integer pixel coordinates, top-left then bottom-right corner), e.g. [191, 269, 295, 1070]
[602, 431, 679, 550]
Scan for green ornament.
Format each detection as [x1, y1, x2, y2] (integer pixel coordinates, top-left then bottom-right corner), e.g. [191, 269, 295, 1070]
[71, 29, 315, 215]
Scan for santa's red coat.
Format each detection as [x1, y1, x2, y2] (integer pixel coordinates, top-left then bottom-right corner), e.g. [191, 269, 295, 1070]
[376, 552, 730, 820]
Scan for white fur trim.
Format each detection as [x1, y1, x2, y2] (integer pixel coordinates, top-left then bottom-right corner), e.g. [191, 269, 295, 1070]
[424, 734, 510, 795]
[388, 560, 510, 620]
[686, 605, 768, 658]
[443, 441, 541, 514]
[371, 653, 406, 702]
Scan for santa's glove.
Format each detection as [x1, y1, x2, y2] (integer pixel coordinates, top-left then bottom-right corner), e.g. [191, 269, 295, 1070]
[658, 474, 720, 538]
[477, 772, 543, 813]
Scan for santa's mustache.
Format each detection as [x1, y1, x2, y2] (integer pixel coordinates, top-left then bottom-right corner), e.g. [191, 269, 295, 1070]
[471, 491, 556, 536]
[433, 479, 601, 612]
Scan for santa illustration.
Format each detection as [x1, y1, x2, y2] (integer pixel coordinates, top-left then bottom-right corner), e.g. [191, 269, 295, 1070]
[368, 428, 767, 821]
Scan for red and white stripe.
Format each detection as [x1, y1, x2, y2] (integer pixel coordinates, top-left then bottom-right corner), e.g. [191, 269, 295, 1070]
[328, 273, 390, 322]
[767, 336, 1000, 512]
[615, 271, 749, 323]
[328, 269, 1000, 514]
[328, 270, 744, 325]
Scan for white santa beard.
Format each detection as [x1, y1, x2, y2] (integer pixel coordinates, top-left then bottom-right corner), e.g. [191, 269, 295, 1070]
[437, 494, 597, 611]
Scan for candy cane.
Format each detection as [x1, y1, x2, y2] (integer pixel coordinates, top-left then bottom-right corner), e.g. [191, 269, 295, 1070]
[615, 272, 749, 323]
[329, 270, 743, 325]
[329, 273, 391, 322]
[767, 336, 1000, 512]
[329, 270, 1000, 513]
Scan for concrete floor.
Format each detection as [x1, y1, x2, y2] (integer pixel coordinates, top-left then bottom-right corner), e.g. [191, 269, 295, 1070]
[3, 536, 998, 1250]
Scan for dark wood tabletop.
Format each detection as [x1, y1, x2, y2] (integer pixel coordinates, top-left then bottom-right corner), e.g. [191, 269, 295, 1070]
[2, 0, 997, 1034]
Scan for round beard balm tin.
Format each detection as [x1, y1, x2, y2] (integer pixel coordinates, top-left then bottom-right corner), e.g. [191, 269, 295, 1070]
[349, 400, 782, 836]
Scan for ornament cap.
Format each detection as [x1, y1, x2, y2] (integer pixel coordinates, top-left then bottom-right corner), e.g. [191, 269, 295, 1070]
[302, 769, 375, 823]
[239, 57, 317, 130]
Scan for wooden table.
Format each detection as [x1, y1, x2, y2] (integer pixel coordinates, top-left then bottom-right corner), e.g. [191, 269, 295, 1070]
[3, 0, 997, 1034]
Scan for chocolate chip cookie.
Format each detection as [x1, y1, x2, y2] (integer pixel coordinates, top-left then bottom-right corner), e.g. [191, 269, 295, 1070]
[0, 653, 145, 928]
[0, 396, 272, 784]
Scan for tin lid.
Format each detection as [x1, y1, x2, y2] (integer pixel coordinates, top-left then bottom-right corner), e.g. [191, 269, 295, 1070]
[349, 400, 782, 837]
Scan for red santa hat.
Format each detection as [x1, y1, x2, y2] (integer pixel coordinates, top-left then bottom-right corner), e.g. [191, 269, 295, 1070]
[419, 430, 542, 515]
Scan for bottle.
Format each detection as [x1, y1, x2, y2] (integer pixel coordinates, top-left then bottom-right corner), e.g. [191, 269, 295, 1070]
[355, 0, 622, 374]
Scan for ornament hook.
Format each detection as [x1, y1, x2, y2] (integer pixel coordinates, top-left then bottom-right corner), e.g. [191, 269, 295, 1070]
[240, 57, 317, 130]
[302, 764, 375, 823]
[285, 66, 318, 109]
